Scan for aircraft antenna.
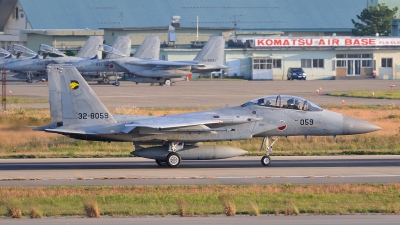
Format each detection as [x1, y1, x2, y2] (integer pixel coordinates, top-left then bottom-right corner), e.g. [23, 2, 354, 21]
[2, 51, 6, 110]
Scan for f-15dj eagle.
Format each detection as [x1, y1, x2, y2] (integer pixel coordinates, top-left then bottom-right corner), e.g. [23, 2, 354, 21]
[36, 65, 381, 167]
[72, 36, 227, 86]
[6, 36, 103, 83]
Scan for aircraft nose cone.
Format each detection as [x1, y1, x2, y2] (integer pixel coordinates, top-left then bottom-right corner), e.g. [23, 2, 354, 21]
[343, 116, 381, 134]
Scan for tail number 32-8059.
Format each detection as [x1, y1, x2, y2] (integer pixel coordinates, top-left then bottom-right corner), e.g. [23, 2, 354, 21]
[78, 113, 109, 119]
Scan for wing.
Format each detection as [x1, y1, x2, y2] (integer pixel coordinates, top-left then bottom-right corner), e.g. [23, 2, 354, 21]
[121, 114, 262, 134]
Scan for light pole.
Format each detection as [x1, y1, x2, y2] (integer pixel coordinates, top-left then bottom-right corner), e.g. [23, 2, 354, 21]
[2, 50, 6, 110]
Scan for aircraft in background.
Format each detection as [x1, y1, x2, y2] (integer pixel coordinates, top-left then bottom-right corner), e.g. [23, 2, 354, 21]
[0, 48, 19, 67]
[36, 64, 381, 168]
[80, 35, 132, 86]
[73, 36, 227, 86]
[6, 36, 103, 83]
[72, 36, 160, 84]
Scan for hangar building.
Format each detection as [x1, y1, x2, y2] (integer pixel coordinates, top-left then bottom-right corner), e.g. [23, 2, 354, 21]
[0, 0, 400, 79]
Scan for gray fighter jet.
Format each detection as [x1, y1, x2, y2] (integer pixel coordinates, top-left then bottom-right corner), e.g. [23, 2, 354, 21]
[6, 36, 103, 82]
[0, 48, 18, 66]
[36, 65, 381, 168]
[73, 36, 227, 86]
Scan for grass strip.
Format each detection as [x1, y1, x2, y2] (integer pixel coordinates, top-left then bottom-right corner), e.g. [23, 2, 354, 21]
[5, 97, 48, 104]
[0, 184, 399, 217]
[326, 90, 400, 99]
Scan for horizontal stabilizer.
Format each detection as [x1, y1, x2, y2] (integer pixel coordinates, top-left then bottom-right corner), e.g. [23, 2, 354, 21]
[45, 128, 97, 135]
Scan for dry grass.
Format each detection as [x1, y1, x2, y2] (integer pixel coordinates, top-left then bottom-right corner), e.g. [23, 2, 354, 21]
[1, 184, 399, 198]
[3, 200, 22, 218]
[29, 207, 42, 218]
[82, 196, 100, 218]
[177, 198, 194, 217]
[219, 194, 236, 216]
[284, 200, 300, 215]
[248, 201, 260, 216]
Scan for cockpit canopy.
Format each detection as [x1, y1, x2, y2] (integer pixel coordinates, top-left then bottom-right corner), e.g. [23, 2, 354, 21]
[39, 44, 66, 57]
[243, 95, 323, 111]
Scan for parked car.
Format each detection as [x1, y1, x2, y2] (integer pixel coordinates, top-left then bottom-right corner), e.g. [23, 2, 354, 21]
[287, 68, 306, 80]
[210, 69, 227, 78]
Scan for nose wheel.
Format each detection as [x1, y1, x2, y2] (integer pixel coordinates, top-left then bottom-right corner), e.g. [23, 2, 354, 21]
[259, 136, 279, 167]
[261, 156, 271, 166]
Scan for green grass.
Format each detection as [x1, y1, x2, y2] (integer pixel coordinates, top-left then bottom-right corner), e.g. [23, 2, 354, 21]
[327, 90, 400, 99]
[0, 184, 399, 217]
[5, 97, 48, 104]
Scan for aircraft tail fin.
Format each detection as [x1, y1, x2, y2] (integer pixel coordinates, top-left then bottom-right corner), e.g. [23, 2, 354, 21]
[193, 36, 225, 66]
[133, 36, 160, 60]
[76, 36, 103, 58]
[106, 36, 132, 59]
[46, 65, 116, 130]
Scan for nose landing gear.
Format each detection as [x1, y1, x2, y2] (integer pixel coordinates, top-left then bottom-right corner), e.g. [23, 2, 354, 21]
[259, 136, 279, 166]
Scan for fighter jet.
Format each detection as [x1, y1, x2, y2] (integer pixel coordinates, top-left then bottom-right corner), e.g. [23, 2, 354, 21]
[36, 64, 381, 168]
[6, 36, 103, 82]
[72, 36, 160, 84]
[73, 36, 227, 86]
[0, 48, 18, 66]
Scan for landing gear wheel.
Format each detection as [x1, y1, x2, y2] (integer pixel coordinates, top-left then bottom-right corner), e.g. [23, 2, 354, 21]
[166, 152, 181, 168]
[27, 79, 33, 83]
[164, 79, 171, 86]
[114, 81, 120, 86]
[102, 77, 110, 84]
[261, 156, 271, 166]
[155, 159, 167, 166]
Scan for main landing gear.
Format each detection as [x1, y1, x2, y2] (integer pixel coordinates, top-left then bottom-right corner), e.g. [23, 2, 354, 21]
[259, 136, 280, 166]
[155, 142, 184, 168]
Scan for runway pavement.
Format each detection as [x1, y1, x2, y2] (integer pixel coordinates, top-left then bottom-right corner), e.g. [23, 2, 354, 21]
[1, 214, 400, 225]
[1, 156, 399, 186]
[5, 79, 400, 108]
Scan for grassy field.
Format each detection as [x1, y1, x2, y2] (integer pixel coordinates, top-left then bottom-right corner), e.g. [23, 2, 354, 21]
[327, 90, 400, 99]
[0, 105, 399, 158]
[5, 97, 48, 104]
[0, 184, 399, 217]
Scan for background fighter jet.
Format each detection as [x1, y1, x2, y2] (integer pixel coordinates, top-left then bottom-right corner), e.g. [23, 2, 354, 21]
[37, 65, 381, 168]
[6, 36, 103, 83]
[73, 36, 227, 86]
[0, 48, 18, 66]
[72, 36, 161, 84]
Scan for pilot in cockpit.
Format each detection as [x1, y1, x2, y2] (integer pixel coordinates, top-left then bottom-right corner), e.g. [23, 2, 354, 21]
[294, 99, 301, 110]
[257, 98, 265, 106]
[286, 98, 294, 108]
[265, 100, 271, 106]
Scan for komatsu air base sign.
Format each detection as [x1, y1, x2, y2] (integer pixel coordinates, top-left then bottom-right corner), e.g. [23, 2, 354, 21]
[253, 37, 400, 47]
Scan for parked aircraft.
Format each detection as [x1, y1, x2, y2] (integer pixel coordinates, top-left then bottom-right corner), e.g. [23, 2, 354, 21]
[36, 64, 381, 168]
[6, 36, 103, 83]
[73, 36, 227, 86]
[0, 48, 18, 66]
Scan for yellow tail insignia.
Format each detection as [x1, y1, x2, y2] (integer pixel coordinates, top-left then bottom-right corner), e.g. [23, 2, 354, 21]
[70, 80, 80, 90]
